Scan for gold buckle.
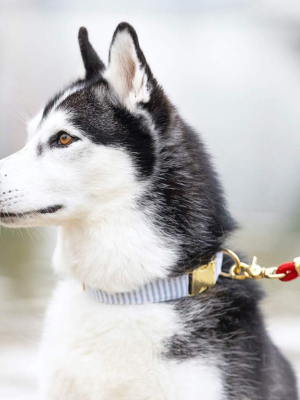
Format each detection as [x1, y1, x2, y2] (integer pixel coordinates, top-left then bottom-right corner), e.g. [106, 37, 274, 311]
[189, 257, 217, 295]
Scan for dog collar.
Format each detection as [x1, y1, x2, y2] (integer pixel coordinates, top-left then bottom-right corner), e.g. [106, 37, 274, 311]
[83, 252, 223, 305]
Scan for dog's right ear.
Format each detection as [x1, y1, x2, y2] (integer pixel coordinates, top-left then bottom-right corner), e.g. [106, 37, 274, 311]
[78, 27, 105, 80]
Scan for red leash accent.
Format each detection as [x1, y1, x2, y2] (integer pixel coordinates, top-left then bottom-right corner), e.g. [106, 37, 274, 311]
[277, 262, 298, 282]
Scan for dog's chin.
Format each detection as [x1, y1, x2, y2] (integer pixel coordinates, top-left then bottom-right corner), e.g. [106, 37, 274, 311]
[0, 205, 64, 228]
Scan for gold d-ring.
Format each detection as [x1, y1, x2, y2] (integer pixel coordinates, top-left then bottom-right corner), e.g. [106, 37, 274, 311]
[220, 249, 242, 276]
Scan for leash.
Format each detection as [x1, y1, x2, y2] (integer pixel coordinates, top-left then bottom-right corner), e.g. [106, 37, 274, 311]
[220, 249, 300, 283]
[82, 250, 300, 303]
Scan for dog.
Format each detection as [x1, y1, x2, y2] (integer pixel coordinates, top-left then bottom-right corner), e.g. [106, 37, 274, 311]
[0, 22, 298, 400]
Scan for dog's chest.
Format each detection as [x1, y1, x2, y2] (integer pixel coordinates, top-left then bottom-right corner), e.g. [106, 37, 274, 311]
[40, 281, 223, 400]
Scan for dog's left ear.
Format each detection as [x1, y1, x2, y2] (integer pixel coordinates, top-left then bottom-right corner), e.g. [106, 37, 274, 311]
[78, 27, 105, 80]
[105, 22, 153, 111]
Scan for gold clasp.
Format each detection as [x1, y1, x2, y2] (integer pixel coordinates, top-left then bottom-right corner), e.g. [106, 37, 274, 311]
[220, 249, 286, 280]
[246, 256, 264, 279]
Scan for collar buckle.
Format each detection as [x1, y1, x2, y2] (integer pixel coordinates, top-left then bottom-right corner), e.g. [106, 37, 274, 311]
[189, 257, 218, 295]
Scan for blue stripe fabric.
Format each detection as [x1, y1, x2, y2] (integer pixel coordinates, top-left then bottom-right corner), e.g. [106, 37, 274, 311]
[85, 274, 189, 305]
[85, 252, 223, 305]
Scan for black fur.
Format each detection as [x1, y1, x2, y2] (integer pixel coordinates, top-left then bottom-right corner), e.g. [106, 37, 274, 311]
[0, 204, 63, 218]
[166, 255, 298, 399]
[40, 22, 298, 399]
[78, 27, 105, 80]
[42, 89, 65, 121]
[57, 82, 156, 177]
[41, 80, 85, 122]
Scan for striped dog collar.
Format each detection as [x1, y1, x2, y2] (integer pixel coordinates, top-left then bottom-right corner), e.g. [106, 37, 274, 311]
[84, 252, 223, 305]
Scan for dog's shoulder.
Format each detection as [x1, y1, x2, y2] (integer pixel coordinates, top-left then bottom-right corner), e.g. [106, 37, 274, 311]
[167, 275, 298, 400]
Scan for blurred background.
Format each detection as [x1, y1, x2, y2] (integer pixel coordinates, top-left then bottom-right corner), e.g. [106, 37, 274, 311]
[0, 0, 300, 398]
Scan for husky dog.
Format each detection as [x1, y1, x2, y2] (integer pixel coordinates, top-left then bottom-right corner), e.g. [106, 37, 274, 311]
[0, 23, 297, 400]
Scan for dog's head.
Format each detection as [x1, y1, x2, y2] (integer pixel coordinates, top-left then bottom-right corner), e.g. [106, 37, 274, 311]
[0, 23, 234, 270]
[0, 23, 165, 228]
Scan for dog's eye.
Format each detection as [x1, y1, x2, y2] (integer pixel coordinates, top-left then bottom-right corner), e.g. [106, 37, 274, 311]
[58, 132, 72, 146]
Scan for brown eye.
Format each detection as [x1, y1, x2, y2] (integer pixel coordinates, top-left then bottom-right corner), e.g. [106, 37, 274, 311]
[58, 132, 72, 146]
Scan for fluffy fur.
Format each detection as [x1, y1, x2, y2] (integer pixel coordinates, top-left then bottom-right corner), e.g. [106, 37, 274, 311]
[0, 22, 297, 399]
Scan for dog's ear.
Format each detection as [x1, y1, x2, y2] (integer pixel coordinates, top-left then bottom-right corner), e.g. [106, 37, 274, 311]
[78, 27, 105, 80]
[105, 22, 153, 111]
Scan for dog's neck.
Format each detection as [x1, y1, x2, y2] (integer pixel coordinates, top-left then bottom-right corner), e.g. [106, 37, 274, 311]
[53, 204, 178, 293]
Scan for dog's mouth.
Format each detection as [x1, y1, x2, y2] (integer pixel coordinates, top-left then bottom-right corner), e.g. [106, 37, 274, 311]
[0, 205, 63, 220]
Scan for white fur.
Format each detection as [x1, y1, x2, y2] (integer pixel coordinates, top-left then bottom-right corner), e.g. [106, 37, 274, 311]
[39, 280, 223, 400]
[53, 205, 177, 292]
